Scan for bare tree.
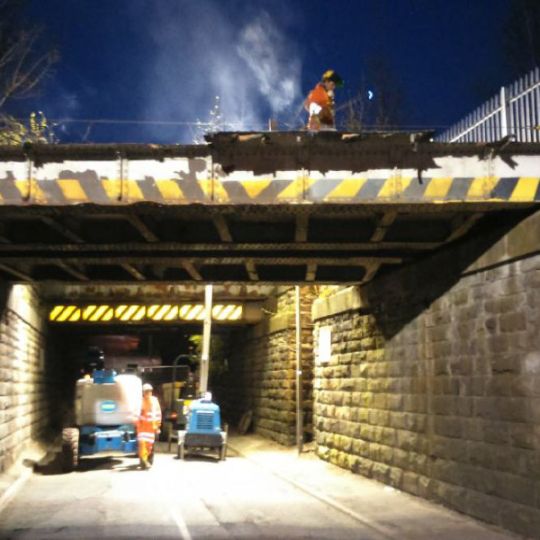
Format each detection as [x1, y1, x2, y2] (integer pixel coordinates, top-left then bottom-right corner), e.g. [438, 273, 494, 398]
[0, 0, 58, 143]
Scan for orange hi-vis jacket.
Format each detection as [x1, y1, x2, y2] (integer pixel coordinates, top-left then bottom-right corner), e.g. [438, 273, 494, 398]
[137, 395, 162, 445]
[304, 83, 335, 127]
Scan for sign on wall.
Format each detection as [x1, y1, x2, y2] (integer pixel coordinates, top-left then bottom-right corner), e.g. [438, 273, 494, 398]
[317, 326, 332, 363]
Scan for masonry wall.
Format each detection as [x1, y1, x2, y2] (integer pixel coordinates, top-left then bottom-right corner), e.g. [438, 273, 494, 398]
[0, 284, 47, 473]
[312, 211, 540, 538]
[229, 287, 315, 445]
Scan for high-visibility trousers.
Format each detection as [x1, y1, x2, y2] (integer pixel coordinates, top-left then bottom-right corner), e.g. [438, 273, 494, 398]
[137, 429, 156, 461]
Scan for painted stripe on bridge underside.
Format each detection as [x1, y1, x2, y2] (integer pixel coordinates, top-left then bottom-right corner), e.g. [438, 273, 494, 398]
[135, 176, 166, 202]
[509, 177, 540, 201]
[38, 178, 67, 203]
[254, 179, 294, 202]
[2, 174, 540, 205]
[402, 178, 428, 199]
[355, 178, 387, 199]
[491, 177, 519, 200]
[307, 178, 342, 201]
[445, 178, 474, 200]
[0, 173, 24, 202]
[61, 171, 110, 204]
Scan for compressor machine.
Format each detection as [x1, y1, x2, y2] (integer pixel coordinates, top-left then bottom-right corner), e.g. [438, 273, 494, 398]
[177, 392, 227, 461]
[61, 369, 142, 471]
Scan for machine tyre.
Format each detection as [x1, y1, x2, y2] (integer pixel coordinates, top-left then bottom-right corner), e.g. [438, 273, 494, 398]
[219, 444, 226, 461]
[61, 428, 79, 472]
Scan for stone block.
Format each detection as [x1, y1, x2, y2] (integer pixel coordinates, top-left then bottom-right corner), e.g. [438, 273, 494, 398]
[510, 423, 536, 450]
[493, 397, 529, 422]
[495, 473, 536, 506]
[396, 429, 419, 452]
[482, 421, 510, 445]
[357, 457, 373, 477]
[388, 466, 403, 488]
[402, 471, 419, 495]
[500, 312, 527, 333]
[465, 490, 501, 526]
[372, 462, 390, 483]
[499, 500, 540, 538]
[433, 416, 463, 439]
[404, 469, 427, 497]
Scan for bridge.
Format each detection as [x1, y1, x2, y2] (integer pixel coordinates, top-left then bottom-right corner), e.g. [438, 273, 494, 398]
[0, 131, 538, 284]
[2, 132, 540, 539]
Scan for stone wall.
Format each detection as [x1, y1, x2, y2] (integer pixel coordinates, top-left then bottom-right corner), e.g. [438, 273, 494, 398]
[228, 287, 315, 445]
[0, 284, 47, 473]
[312, 211, 540, 538]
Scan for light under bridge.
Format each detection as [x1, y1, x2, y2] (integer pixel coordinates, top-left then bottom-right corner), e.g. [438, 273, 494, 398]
[0, 131, 538, 284]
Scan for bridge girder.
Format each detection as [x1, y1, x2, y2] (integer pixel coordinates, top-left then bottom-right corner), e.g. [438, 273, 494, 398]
[0, 132, 538, 284]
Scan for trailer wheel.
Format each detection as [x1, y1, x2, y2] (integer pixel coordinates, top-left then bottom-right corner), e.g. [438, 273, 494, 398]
[178, 443, 185, 460]
[219, 444, 227, 461]
[61, 428, 79, 472]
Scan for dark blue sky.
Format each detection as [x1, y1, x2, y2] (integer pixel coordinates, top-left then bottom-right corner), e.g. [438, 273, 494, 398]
[24, 0, 513, 143]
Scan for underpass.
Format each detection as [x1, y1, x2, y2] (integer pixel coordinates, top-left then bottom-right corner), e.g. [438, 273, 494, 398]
[0, 131, 540, 538]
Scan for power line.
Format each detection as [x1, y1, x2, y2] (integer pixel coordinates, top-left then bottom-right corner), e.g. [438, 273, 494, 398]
[12, 115, 459, 132]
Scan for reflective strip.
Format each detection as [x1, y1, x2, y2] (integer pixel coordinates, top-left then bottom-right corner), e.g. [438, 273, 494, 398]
[137, 432, 155, 443]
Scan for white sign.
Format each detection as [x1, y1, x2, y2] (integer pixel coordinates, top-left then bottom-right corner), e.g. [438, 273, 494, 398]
[318, 326, 332, 363]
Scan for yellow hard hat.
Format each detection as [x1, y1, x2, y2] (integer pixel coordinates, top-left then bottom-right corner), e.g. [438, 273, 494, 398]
[322, 69, 344, 87]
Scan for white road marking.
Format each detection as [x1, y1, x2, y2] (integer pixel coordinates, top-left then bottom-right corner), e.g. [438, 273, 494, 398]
[151, 460, 192, 540]
[169, 504, 193, 540]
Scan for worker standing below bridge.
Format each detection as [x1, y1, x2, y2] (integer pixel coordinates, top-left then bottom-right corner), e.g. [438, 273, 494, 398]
[304, 69, 344, 130]
[137, 383, 162, 469]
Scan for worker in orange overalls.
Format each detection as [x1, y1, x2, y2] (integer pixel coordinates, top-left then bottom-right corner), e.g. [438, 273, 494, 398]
[304, 69, 344, 131]
[137, 383, 162, 469]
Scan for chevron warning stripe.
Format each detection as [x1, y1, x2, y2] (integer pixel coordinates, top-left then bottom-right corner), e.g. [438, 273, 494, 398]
[2, 153, 540, 204]
[48, 303, 244, 323]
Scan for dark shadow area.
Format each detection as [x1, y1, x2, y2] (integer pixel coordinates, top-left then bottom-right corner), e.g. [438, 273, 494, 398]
[175, 452, 223, 463]
[25, 450, 64, 475]
[0, 524, 365, 540]
[363, 209, 535, 339]
[29, 452, 134, 475]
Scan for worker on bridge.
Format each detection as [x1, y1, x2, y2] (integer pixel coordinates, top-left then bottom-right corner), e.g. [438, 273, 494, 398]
[137, 383, 162, 469]
[304, 69, 344, 131]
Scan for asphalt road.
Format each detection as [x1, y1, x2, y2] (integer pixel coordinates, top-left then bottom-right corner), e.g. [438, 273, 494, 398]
[0, 439, 521, 540]
[0, 448, 383, 540]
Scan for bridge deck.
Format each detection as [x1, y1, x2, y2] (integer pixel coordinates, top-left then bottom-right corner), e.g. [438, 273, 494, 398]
[0, 133, 538, 284]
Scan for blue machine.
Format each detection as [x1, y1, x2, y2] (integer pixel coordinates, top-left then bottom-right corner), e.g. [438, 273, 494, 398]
[177, 393, 227, 461]
[61, 369, 140, 472]
[78, 424, 137, 456]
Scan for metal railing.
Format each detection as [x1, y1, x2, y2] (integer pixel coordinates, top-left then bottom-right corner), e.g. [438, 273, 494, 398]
[436, 67, 540, 143]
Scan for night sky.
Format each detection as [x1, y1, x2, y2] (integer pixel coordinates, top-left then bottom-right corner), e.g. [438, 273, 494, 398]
[20, 0, 518, 143]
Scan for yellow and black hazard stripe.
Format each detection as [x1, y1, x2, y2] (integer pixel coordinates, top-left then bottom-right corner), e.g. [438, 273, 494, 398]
[48, 303, 244, 323]
[1, 173, 539, 205]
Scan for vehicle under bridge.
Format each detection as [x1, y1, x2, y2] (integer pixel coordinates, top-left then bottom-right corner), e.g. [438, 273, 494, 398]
[1, 131, 540, 539]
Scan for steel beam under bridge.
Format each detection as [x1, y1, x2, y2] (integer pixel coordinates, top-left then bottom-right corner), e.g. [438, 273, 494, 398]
[0, 132, 539, 284]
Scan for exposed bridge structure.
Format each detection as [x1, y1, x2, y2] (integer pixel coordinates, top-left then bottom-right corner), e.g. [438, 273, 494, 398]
[0, 131, 539, 283]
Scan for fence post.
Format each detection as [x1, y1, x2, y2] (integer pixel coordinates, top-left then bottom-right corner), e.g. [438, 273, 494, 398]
[500, 86, 508, 138]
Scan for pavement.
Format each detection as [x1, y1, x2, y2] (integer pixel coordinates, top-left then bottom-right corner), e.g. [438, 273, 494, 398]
[226, 434, 524, 540]
[0, 439, 52, 513]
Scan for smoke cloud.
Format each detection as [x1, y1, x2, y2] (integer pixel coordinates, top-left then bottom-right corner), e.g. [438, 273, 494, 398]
[237, 12, 301, 114]
[142, 1, 302, 141]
